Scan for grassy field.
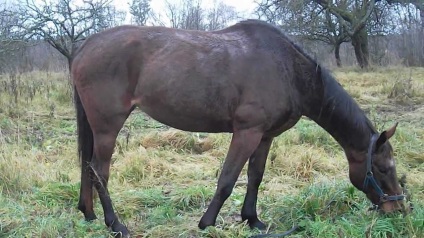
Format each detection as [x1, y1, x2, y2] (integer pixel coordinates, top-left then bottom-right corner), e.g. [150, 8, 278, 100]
[0, 67, 423, 237]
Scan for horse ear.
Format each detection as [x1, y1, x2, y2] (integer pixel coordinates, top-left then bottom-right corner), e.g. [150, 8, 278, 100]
[316, 63, 321, 70]
[385, 122, 398, 139]
[376, 122, 398, 149]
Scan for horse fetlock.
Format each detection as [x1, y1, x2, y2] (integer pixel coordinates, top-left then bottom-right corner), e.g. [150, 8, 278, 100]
[241, 212, 255, 222]
[77, 204, 97, 221]
[241, 212, 266, 230]
[85, 213, 98, 221]
[198, 216, 216, 230]
[248, 218, 266, 230]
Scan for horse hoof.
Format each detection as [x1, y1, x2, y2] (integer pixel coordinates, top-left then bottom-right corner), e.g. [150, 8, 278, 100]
[84, 213, 97, 221]
[198, 219, 214, 230]
[249, 219, 267, 230]
[111, 222, 130, 238]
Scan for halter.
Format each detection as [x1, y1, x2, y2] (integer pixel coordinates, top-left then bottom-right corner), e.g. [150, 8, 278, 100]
[363, 134, 405, 203]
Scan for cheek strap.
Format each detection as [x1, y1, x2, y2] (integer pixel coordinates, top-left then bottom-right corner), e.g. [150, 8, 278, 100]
[363, 134, 405, 203]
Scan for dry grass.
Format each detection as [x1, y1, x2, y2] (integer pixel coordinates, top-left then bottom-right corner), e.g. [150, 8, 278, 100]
[1, 68, 424, 237]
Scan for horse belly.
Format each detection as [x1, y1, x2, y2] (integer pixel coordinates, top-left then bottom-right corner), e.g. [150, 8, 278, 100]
[133, 74, 237, 132]
[136, 99, 234, 133]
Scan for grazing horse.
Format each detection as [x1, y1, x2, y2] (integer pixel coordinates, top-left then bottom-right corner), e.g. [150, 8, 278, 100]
[71, 20, 407, 236]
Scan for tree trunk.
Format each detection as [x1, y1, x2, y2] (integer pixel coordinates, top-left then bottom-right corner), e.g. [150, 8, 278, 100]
[67, 56, 72, 73]
[351, 28, 369, 69]
[420, 9, 424, 66]
[335, 42, 342, 67]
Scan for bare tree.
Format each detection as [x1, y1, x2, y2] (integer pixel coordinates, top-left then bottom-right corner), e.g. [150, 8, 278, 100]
[164, 0, 205, 30]
[259, 0, 387, 69]
[386, 0, 423, 27]
[1, 6, 14, 54]
[257, 0, 350, 67]
[205, 0, 238, 31]
[314, 0, 420, 68]
[386, 0, 423, 65]
[161, 0, 238, 30]
[0, 4, 26, 72]
[17, 0, 126, 70]
[312, 0, 383, 69]
[129, 0, 151, 26]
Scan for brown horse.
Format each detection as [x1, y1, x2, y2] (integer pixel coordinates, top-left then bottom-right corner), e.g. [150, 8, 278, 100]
[71, 20, 407, 236]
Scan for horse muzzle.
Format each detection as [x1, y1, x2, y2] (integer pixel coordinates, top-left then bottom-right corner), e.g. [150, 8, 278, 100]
[376, 199, 413, 214]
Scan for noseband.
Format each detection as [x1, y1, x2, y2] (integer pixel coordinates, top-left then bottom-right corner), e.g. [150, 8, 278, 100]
[363, 134, 405, 203]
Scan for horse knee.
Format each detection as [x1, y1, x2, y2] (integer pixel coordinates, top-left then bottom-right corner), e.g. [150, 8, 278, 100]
[219, 184, 234, 200]
[249, 176, 263, 187]
[93, 134, 116, 158]
[90, 133, 117, 178]
[78, 200, 97, 221]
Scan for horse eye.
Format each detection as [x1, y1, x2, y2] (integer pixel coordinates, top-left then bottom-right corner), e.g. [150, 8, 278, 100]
[378, 167, 388, 174]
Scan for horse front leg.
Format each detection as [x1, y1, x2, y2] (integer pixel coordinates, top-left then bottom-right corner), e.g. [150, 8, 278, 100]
[241, 137, 273, 230]
[198, 127, 264, 229]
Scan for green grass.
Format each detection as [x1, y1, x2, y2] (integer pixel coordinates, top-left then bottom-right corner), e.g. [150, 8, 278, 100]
[1, 68, 423, 237]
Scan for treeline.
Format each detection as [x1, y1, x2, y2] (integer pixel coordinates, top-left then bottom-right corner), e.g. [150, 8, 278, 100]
[0, 0, 422, 73]
[257, 0, 423, 68]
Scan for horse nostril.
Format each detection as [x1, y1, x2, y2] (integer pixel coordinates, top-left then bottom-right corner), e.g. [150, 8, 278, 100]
[369, 204, 379, 211]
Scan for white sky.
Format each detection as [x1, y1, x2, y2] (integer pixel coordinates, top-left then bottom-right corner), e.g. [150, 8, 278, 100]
[1, 0, 258, 26]
[113, 0, 258, 25]
[148, 0, 257, 14]
[0, 0, 256, 12]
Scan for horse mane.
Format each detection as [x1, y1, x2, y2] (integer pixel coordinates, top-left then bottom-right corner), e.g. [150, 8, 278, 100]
[320, 68, 377, 141]
[234, 19, 377, 147]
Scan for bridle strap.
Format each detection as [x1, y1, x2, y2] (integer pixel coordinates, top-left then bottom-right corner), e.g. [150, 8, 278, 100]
[366, 134, 379, 175]
[363, 134, 405, 203]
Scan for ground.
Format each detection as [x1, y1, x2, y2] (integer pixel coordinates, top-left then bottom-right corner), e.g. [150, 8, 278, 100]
[0, 67, 423, 237]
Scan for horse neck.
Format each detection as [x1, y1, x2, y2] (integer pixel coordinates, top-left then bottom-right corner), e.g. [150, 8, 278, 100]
[301, 70, 376, 153]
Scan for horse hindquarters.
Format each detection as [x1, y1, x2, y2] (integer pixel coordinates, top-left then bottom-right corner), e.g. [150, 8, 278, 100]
[74, 81, 133, 236]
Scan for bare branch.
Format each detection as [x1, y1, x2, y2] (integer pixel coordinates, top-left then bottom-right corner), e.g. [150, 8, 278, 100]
[129, 0, 151, 26]
[16, 0, 125, 68]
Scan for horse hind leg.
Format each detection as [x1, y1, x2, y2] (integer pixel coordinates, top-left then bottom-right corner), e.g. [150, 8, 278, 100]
[92, 128, 129, 236]
[241, 137, 273, 230]
[77, 82, 134, 236]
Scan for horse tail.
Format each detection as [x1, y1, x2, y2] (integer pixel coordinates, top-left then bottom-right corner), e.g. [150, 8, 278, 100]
[74, 86, 94, 166]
